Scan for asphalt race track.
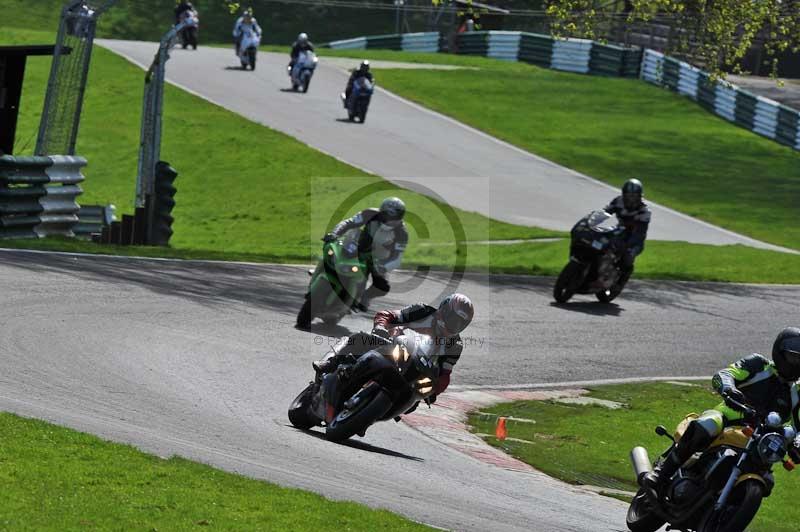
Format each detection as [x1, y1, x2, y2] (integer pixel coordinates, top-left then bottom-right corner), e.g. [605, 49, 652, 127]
[96, 39, 794, 253]
[2, 249, 798, 530]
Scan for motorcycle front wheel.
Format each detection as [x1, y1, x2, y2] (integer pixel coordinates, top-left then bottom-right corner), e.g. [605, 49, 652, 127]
[553, 261, 584, 303]
[698, 480, 763, 532]
[325, 389, 393, 442]
[248, 49, 256, 70]
[288, 382, 320, 429]
[625, 489, 664, 532]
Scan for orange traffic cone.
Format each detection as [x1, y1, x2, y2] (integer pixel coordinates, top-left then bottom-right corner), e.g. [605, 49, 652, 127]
[495, 416, 508, 440]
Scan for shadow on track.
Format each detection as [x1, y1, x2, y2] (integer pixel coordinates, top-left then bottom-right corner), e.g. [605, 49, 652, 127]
[287, 425, 424, 462]
[549, 301, 623, 316]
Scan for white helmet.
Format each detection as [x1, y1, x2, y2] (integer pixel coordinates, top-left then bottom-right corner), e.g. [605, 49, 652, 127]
[298, 32, 308, 43]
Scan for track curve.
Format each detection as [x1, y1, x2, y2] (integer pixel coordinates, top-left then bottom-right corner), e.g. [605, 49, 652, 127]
[2, 249, 797, 529]
[95, 39, 794, 253]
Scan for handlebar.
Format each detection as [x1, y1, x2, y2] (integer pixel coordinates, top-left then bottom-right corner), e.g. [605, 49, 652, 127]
[722, 393, 758, 419]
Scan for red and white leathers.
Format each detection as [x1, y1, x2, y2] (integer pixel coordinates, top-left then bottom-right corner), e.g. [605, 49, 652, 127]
[373, 303, 463, 396]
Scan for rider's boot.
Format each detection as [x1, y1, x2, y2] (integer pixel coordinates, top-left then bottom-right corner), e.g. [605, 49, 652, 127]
[642, 420, 713, 494]
[313, 351, 340, 375]
[642, 451, 682, 493]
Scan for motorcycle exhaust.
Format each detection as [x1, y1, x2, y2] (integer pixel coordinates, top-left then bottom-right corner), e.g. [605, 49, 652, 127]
[631, 446, 653, 485]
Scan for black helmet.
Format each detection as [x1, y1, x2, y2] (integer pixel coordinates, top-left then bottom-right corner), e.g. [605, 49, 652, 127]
[622, 178, 643, 210]
[380, 197, 405, 221]
[773, 327, 800, 381]
[435, 293, 475, 337]
[359, 60, 370, 73]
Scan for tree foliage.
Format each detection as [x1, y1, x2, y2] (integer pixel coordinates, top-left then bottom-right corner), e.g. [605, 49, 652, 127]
[543, 0, 800, 77]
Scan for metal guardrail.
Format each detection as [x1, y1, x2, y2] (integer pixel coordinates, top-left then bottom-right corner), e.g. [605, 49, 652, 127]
[640, 49, 800, 151]
[0, 155, 85, 239]
[74, 203, 115, 238]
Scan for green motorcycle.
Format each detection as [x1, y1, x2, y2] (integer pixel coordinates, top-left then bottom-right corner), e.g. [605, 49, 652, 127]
[296, 238, 368, 328]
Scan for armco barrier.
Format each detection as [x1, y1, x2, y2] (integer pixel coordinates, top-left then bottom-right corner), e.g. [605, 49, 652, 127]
[551, 39, 592, 74]
[330, 31, 641, 78]
[641, 48, 800, 150]
[328, 36, 368, 50]
[401, 32, 441, 53]
[0, 155, 85, 239]
[487, 32, 521, 61]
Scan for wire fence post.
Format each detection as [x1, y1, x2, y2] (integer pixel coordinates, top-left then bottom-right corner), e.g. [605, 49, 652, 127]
[36, 0, 117, 156]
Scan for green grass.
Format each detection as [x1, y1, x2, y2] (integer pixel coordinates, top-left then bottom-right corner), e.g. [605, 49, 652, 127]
[468, 382, 800, 532]
[348, 54, 800, 252]
[0, 412, 430, 531]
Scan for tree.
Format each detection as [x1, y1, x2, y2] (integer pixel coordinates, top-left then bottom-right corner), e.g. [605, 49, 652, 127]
[543, 0, 800, 78]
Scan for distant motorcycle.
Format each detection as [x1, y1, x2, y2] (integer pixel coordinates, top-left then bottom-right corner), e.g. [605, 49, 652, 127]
[553, 210, 628, 304]
[627, 399, 800, 532]
[288, 51, 318, 93]
[178, 10, 199, 50]
[288, 328, 438, 442]
[296, 237, 368, 328]
[238, 29, 260, 70]
[343, 76, 374, 123]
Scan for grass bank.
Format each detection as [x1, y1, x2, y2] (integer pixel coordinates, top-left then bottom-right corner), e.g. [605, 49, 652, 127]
[0, 412, 430, 531]
[468, 382, 800, 532]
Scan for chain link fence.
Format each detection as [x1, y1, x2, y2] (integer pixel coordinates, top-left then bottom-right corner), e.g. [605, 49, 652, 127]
[36, 1, 117, 156]
[136, 22, 187, 209]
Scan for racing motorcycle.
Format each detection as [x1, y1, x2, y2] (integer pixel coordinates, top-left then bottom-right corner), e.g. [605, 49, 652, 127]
[177, 10, 199, 50]
[627, 398, 799, 532]
[288, 328, 439, 442]
[238, 29, 260, 70]
[344, 76, 374, 123]
[553, 210, 628, 304]
[288, 51, 318, 93]
[296, 236, 368, 328]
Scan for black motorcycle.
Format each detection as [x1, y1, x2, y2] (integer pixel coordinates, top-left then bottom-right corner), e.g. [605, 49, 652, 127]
[343, 77, 374, 124]
[628, 399, 799, 532]
[177, 10, 199, 50]
[553, 210, 628, 304]
[288, 329, 438, 442]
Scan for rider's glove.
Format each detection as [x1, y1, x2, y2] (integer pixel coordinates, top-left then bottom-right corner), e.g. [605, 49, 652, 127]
[789, 439, 800, 463]
[722, 387, 750, 412]
[322, 232, 337, 243]
[372, 325, 391, 339]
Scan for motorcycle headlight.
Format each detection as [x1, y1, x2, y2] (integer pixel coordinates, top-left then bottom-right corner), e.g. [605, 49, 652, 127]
[758, 433, 788, 464]
[416, 377, 433, 396]
[391, 345, 409, 363]
[327, 249, 334, 256]
[351, 266, 359, 273]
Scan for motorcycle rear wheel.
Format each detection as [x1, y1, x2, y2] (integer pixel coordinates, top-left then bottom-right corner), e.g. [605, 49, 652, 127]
[697, 480, 763, 532]
[553, 261, 583, 303]
[625, 489, 664, 532]
[288, 382, 320, 429]
[325, 389, 393, 442]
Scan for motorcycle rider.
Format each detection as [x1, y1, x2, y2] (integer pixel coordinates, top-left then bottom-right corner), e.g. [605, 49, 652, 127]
[289, 32, 315, 74]
[233, 9, 261, 57]
[174, 1, 195, 25]
[321, 197, 408, 311]
[603, 178, 651, 281]
[313, 293, 475, 402]
[643, 327, 800, 493]
[342, 60, 374, 107]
